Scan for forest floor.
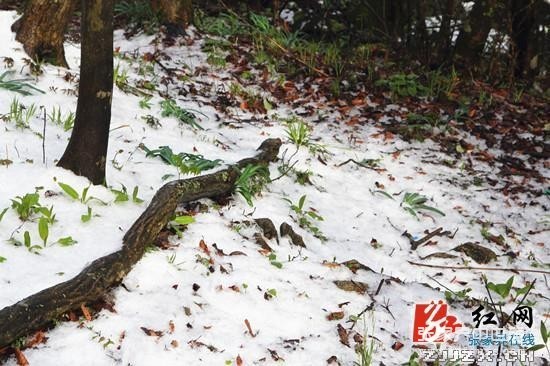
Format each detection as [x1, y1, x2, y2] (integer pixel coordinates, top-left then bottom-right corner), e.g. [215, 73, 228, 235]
[0, 9, 549, 366]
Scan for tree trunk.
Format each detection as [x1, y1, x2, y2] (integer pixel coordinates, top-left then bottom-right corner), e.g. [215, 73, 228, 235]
[151, 0, 192, 34]
[57, 0, 114, 185]
[11, 0, 76, 67]
[454, 0, 497, 68]
[438, 0, 455, 61]
[0, 138, 281, 349]
[510, 0, 538, 79]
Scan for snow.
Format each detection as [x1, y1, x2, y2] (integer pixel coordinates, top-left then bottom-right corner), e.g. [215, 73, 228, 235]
[1, 10, 549, 366]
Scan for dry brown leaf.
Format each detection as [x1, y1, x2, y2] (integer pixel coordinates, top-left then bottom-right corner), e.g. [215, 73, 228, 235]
[333, 280, 368, 294]
[199, 239, 211, 256]
[168, 320, 175, 334]
[322, 261, 341, 269]
[268, 348, 284, 361]
[244, 318, 256, 337]
[236, 355, 243, 366]
[81, 303, 92, 321]
[336, 324, 350, 347]
[25, 331, 47, 348]
[351, 97, 364, 106]
[392, 341, 404, 351]
[14, 348, 29, 366]
[326, 311, 345, 321]
[140, 327, 164, 337]
[229, 251, 247, 256]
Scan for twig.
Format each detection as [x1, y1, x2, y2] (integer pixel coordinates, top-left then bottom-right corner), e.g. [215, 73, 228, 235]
[404, 227, 457, 250]
[426, 274, 463, 298]
[374, 279, 384, 296]
[337, 158, 379, 171]
[386, 217, 401, 232]
[408, 261, 550, 275]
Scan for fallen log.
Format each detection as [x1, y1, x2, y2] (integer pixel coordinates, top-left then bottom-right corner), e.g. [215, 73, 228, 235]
[0, 138, 282, 348]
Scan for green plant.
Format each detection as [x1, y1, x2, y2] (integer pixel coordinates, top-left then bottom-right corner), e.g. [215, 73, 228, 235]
[527, 321, 549, 355]
[141, 114, 161, 128]
[0, 70, 44, 95]
[444, 288, 472, 303]
[206, 49, 227, 68]
[7, 97, 37, 128]
[402, 352, 422, 366]
[39, 206, 55, 225]
[110, 185, 143, 203]
[113, 63, 130, 91]
[81, 207, 93, 223]
[168, 215, 195, 238]
[376, 73, 426, 98]
[265, 288, 277, 300]
[139, 96, 152, 109]
[9, 230, 42, 253]
[48, 106, 75, 131]
[401, 192, 445, 218]
[57, 181, 106, 205]
[486, 276, 514, 299]
[38, 217, 49, 246]
[114, 0, 160, 34]
[57, 236, 77, 247]
[11, 192, 41, 221]
[196, 12, 244, 37]
[284, 119, 310, 147]
[142, 145, 222, 175]
[294, 169, 313, 185]
[424, 67, 459, 100]
[394, 113, 450, 142]
[268, 253, 283, 268]
[284, 195, 327, 241]
[355, 313, 376, 366]
[0, 207, 8, 222]
[160, 99, 204, 130]
[234, 164, 270, 206]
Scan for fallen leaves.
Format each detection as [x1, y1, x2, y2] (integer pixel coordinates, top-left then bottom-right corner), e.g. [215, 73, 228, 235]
[333, 280, 368, 294]
[326, 311, 345, 321]
[188, 339, 219, 353]
[336, 324, 349, 347]
[140, 327, 164, 337]
[80, 303, 92, 321]
[14, 348, 29, 366]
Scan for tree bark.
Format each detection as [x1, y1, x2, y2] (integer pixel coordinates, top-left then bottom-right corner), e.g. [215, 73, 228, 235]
[438, 0, 455, 61]
[11, 0, 76, 67]
[0, 138, 282, 349]
[57, 0, 114, 185]
[510, 0, 538, 79]
[454, 0, 497, 68]
[151, 0, 192, 34]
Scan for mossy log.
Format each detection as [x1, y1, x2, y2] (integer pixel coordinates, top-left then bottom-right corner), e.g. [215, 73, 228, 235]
[0, 138, 281, 348]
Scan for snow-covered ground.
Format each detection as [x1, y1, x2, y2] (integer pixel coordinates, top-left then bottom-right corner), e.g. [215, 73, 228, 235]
[0, 10, 548, 366]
